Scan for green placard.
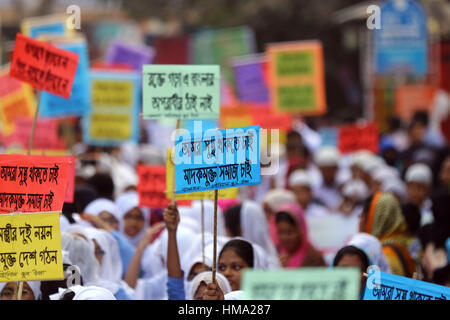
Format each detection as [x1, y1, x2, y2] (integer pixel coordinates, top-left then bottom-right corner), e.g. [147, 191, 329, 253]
[142, 65, 220, 119]
[241, 267, 360, 300]
[278, 85, 316, 111]
[276, 51, 314, 76]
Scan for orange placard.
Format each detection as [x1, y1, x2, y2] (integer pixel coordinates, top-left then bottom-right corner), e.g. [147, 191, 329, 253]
[395, 85, 438, 121]
[338, 123, 379, 154]
[266, 40, 326, 116]
[9, 33, 79, 98]
[137, 165, 191, 209]
[0, 155, 72, 213]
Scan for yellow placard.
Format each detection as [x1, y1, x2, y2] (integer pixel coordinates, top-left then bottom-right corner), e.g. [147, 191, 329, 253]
[90, 113, 131, 139]
[166, 149, 238, 200]
[91, 80, 133, 108]
[0, 212, 63, 282]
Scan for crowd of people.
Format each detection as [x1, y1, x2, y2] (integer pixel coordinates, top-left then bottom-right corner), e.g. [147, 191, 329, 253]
[1, 110, 449, 300]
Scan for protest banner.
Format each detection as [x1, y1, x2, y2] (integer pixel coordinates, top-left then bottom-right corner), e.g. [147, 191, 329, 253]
[106, 40, 155, 72]
[192, 26, 256, 86]
[90, 61, 134, 71]
[220, 105, 253, 129]
[0, 69, 36, 135]
[241, 267, 360, 300]
[39, 37, 90, 117]
[142, 65, 220, 119]
[4, 117, 66, 151]
[363, 269, 450, 300]
[165, 149, 238, 201]
[0, 211, 63, 282]
[83, 70, 140, 146]
[338, 123, 379, 154]
[9, 33, 79, 99]
[266, 40, 326, 116]
[174, 125, 261, 194]
[21, 15, 70, 39]
[231, 54, 270, 104]
[0, 154, 71, 213]
[395, 85, 438, 121]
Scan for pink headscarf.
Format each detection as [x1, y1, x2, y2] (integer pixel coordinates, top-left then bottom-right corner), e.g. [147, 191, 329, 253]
[272, 202, 310, 268]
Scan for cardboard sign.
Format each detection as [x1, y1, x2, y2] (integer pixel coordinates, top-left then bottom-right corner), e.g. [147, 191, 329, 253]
[363, 269, 450, 300]
[231, 54, 270, 103]
[0, 70, 36, 135]
[83, 71, 140, 146]
[174, 125, 260, 194]
[0, 212, 63, 282]
[192, 26, 257, 85]
[338, 123, 379, 154]
[142, 65, 220, 119]
[0, 155, 71, 213]
[106, 40, 155, 72]
[166, 149, 238, 200]
[250, 107, 291, 131]
[137, 165, 192, 208]
[220, 105, 253, 129]
[395, 85, 438, 121]
[21, 15, 69, 39]
[5, 117, 66, 150]
[241, 268, 360, 300]
[9, 33, 79, 98]
[39, 37, 90, 117]
[267, 41, 326, 115]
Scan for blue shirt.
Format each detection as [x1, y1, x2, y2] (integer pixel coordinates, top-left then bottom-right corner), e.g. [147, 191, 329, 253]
[111, 230, 136, 279]
[167, 272, 185, 300]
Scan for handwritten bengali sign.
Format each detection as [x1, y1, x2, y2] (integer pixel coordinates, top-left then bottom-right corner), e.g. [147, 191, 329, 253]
[166, 149, 238, 200]
[231, 54, 270, 103]
[0, 69, 36, 135]
[39, 38, 90, 117]
[241, 268, 360, 300]
[83, 71, 140, 146]
[338, 123, 379, 154]
[142, 65, 220, 119]
[174, 125, 260, 194]
[9, 33, 79, 99]
[0, 155, 71, 213]
[0, 212, 63, 282]
[106, 40, 155, 72]
[363, 269, 450, 300]
[267, 41, 326, 115]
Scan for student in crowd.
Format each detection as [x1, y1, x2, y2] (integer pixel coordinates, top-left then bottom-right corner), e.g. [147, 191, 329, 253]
[313, 146, 342, 210]
[0, 281, 41, 300]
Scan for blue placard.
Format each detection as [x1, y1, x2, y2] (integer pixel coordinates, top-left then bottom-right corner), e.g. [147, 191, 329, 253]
[29, 22, 66, 39]
[83, 71, 141, 146]
[363, 269, 450, 300]
[374, 0, 428, 75]
[39, 41, 90, 117]
[174, 125, 261, 194]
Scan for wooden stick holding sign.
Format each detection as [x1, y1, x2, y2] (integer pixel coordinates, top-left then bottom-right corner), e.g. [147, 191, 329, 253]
[171, 120, 181, 205]
[212, 189, 219, 283]
[201, 199, 205, 265]
[27, 90, 42, 155]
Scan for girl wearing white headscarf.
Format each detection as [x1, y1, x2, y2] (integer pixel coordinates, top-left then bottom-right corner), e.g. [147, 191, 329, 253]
[0, 281, 41, 300]
[189, 271, 231, 300]
[115, 191, 151, 248]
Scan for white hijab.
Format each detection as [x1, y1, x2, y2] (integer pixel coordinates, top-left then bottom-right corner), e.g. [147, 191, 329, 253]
[188, 271, 232, 300]
[0, 281, 41, 300]
[240, 201, 281, 268]
[346, 232, 391, 273]
[115, 191, 151, 247]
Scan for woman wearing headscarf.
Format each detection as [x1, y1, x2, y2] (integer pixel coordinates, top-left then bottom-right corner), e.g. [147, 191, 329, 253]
[189, 271, 232, 300]
[332, 232, 391, 298]
[0, 281, 41, 300]
[223, 201, 281, 268]
[84, 228, 135, 300]
[359, 192, 417, 277]
[273, 202, 326, 268]
[115, 191, 151, 248]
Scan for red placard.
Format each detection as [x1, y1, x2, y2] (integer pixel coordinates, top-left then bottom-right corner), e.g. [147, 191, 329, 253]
[338, 123, 379, 154]
[250, 107, 292, 131]
[137, 165, 191, 209]
[9, 33, 79, 99]
[0, 155, 72, 213]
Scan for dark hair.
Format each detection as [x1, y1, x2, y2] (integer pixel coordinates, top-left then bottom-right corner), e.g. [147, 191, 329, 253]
[432, 264, 450, 286]
[87, 173, 114, 200]
[401, 203, 421, 235]
[332, 245, 370, 271]
[409, 111, 429, 129]
[39, 264, 84, 300]
[219, 239, 254, 268]
[224, 204, 242, 237]
[275, 211, 297, 226]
